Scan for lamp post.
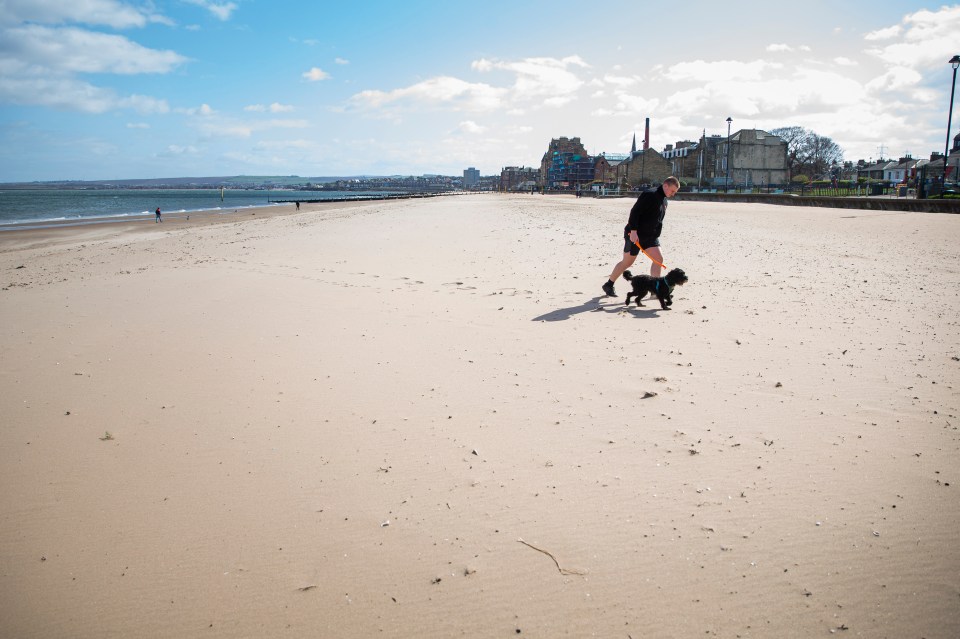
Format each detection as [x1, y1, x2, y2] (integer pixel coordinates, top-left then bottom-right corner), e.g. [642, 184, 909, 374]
[725, 117, 733, 193]
[942, 55, 960, 195]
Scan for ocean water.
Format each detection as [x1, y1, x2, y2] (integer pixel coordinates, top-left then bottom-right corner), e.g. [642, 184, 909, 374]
[0, 189, 396, 230]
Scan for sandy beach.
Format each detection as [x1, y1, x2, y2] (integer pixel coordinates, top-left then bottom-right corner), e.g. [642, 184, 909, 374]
[1, 194, 958, 638]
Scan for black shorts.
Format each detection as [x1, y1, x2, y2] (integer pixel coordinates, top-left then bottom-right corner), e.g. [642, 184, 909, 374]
[623, 232, 659, 255]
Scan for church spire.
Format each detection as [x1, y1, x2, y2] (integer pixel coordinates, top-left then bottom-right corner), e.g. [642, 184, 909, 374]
[631, 132, 637, 154]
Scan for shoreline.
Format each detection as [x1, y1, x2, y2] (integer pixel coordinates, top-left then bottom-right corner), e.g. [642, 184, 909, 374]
[0, 200, 377, 251]
[0, 191, 463, 233]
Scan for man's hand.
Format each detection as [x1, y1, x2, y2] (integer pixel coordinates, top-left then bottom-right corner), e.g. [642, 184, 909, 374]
[629, 230, 639, 245]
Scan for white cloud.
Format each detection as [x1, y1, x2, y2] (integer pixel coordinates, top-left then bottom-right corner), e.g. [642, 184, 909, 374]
[335, 57, 350, 65]
[245, 103, 295, 113]
[601, 74, 639, 88]
[0, 0, 158, 29]
[0, 7, 186, 115]
[666, 59, 783, 83]
[833, 56, 857, 67]
[0, 74, 169, 113]
[543, 96, 573, 108]
[351, 55, 590, 118]
[186, 110, 309, 139]
[864, 24, 901, 41]
[865, 66, 923, 93]
[166, 144, 199, 155]
[177, 103, 216, 116]
[1, 25, 187, 74]
[303, 67, 330, 81]
[183, 0, 238, 21]
[592, 92, 660, 118]
[253, 139, 313, 151]
[864, 6, 960, 68]
[118, 94, 171, 114]
[473, 55, 588, 103]
[350, 76, 506, 112]
[262, 118, 308, 129]
[767, 43, 809, 53]
[458, 120, 485, 134]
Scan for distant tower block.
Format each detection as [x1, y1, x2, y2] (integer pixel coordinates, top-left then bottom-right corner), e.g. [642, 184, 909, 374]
[644, 118, 650, 150]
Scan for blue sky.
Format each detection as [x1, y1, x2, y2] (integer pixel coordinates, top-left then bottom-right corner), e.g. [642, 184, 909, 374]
[0, 0, 958, 181]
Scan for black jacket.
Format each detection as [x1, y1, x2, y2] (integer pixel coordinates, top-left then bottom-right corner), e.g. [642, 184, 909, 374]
[624, 185, 667, 238]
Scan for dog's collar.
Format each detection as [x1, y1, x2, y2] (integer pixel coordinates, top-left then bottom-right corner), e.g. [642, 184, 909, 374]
[656, 277, 671, 293]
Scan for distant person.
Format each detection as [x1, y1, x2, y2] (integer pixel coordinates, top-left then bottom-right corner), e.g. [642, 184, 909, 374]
[602, 176, 680, 297]
[155, 207, 162, 223]
[295, 201, 300, 211]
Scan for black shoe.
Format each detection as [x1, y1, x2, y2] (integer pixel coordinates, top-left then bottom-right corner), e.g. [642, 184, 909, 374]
[602, 280, 616, 297]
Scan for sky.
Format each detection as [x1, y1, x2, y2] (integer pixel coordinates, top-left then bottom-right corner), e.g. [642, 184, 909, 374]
[0, 0, 959, 181]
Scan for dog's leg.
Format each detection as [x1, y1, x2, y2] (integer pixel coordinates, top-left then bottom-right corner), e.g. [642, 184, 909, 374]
[624, 292, 633, 306]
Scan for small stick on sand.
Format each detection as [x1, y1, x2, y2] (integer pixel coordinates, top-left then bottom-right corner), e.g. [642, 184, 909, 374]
[517, 538, 586, 576]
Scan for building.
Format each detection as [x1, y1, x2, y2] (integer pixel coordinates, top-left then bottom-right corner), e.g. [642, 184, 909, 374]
[499, 166, 539, 192]
[540, 137, 594, 188]
[884, 156, 920, 183]
[859, 159, 889, 181]
[688, 134, 725, 187]
[592, 153, 626, 187]
[463, 167, 480, 188]
[927, 132, 960, 180]
[662, 140, 700, 181]
[615, 148, 672, 188]
[717, 129, 788, 187]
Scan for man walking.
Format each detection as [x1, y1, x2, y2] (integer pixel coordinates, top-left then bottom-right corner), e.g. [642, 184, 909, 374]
[602, 176, 680, 297]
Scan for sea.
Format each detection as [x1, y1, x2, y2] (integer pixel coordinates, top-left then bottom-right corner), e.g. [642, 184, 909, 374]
[0, 188, 399, 230]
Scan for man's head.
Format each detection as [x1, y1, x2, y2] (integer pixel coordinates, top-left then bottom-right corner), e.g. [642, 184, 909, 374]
[662, 176, 680, 197]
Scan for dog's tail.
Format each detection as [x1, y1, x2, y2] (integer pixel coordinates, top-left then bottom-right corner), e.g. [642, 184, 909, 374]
[622, 270, 634, 281]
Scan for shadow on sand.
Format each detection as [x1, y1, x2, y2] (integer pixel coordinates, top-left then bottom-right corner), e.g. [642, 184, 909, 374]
[532, 296, 662, 322]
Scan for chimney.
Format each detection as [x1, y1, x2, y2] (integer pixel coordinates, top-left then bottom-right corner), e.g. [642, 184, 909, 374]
[643, 118, 650, 150]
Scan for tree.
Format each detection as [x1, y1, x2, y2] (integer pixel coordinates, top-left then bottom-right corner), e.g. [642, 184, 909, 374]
[805, 133, 844, 178]
[770, 126, 807, 179]
[770, 126, 844, 180]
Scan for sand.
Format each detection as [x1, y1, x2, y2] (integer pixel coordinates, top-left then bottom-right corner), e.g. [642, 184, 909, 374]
[0, 194, 958, 638]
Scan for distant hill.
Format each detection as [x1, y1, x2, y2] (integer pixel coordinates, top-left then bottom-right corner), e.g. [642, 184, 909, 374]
[0, 175, 399, 189]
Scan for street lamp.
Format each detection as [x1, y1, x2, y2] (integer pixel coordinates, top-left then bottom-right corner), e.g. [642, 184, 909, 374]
[725, 117, 733, 193]
[943, 54, 960, 195]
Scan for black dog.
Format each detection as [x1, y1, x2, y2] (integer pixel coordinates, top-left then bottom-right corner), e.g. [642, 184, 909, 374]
[622, 268, 688, 310]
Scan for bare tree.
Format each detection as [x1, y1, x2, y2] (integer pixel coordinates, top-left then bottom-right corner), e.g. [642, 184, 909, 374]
[805, 133, 844, 178]
[770, 126, 807, 180]
[770, 126, 844, 180]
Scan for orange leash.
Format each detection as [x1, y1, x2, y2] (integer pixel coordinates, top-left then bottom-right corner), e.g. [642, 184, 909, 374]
[634, 240, 667, 270]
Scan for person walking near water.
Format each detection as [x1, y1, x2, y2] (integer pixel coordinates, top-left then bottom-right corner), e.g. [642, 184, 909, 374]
[602, 176, 680, 297]
[155, 207, 162, 223]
